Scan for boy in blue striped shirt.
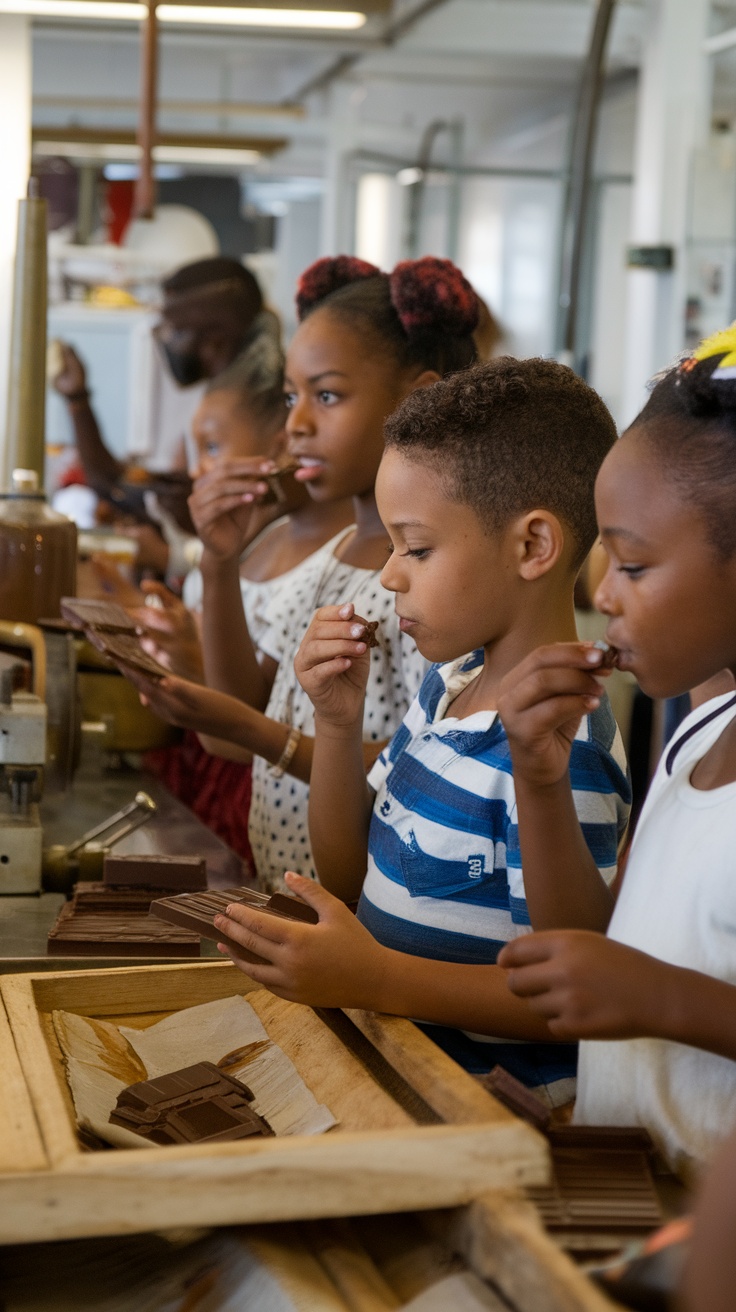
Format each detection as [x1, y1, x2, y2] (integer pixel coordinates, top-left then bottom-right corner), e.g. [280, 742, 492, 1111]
[214, 358, 631, 1106]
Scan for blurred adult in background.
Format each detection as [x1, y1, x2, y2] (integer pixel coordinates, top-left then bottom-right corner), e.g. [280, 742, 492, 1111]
[52, 257, 276, 581]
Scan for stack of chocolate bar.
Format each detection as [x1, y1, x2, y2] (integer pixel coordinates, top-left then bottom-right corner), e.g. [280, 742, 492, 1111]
[110, 1061, 274, 1145]
[483, 1066, 664, 1244]
[151, 886, 318, 963]
[47, 854, 207, 958]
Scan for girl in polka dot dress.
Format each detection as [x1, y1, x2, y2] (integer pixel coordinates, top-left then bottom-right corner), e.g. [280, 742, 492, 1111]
[126, 255, 480, 889]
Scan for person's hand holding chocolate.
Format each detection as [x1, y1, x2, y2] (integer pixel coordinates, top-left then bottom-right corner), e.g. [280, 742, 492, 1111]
[188, 458, 289, 563]
[128, 581, 205, 682]
[497, 642, 613, 789]
[295, 603, 375, 730]
[498, 930, 675, 1040]
[213, 872, 388, 1008]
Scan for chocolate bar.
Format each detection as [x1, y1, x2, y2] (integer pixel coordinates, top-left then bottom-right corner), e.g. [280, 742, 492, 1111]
[481, 1067, 662, 1237]
[265, 457, 300, 504]
[592, 639, 619, 670]
[483, 1065, 552, 1132]
[352, 614, 379, 649]
[103, 853, 207, 891]
[110, 1061, 274, 1144]
[60, 596, 169, 681]
[47, 899, 200, 957]
[84, 629, 169, 681]
[151, 887, 318, 963]
[70, 883, 162, 912]
[60, 598, 136, 634]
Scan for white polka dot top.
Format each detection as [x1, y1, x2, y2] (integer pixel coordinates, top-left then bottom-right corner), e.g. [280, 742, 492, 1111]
[182, 518, 297, 652]
[249, 527, 428, 892]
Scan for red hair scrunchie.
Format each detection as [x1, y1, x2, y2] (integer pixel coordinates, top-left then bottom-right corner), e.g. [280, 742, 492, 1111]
[390, 257, 479, 339]
[296, 255, 381, 321]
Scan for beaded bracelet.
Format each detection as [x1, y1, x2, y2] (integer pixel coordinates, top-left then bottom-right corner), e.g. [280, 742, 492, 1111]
[269, 725, 302, 778]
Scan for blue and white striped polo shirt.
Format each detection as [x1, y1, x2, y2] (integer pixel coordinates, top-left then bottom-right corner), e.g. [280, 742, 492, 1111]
[357, 650, 631, 1101]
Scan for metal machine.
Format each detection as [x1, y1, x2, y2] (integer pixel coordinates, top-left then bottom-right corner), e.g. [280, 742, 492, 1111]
[0, 655, 47, 893]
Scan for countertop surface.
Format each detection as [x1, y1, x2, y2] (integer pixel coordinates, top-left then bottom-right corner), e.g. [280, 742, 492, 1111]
[0, 752, 250, 967]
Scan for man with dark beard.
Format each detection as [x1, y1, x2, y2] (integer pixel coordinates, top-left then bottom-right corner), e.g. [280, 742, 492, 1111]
[52, 258, 271, 575]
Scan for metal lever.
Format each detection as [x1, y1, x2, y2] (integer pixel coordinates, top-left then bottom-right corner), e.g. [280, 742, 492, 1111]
[65, 790, 157, 855]
[42, 791, 157, 893]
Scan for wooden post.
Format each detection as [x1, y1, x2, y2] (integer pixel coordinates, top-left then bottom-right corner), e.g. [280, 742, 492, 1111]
[134, 0, 158, 220]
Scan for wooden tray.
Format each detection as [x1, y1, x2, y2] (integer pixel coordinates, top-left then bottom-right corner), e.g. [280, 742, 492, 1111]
[0, 960, 549, 1244]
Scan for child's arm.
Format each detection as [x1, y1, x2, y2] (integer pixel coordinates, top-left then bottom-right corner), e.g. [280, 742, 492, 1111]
[499, 931, 736, 1060]
[497, 642, 615, 933]
[122, 625, 383, 790]
[214, 874, 556, 1040]
[190, 459, 284, 711]
[295, 604, 377, 902]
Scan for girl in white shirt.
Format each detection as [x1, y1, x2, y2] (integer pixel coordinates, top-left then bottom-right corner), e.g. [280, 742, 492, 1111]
[496, 324, 736, 1181]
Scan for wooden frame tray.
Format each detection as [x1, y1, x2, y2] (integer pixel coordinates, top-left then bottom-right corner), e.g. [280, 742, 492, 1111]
[0, 961, 549, 1244]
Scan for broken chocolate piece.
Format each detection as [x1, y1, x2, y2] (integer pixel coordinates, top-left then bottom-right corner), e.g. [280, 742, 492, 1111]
[352, 614, 379, 649]
[151, 886, 318, 964]
[264, 458, 300, 505]
[592, 639, 619, 670]
[103, 853, 207, 891]
[482, 1065, 552, 1132]
[110, 1061, 274, 1144]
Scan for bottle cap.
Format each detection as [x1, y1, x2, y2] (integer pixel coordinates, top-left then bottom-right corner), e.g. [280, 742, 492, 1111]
[11, 469, 39, 494]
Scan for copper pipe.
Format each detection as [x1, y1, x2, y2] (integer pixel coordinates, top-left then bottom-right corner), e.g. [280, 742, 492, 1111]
[134, 0, 158, 220]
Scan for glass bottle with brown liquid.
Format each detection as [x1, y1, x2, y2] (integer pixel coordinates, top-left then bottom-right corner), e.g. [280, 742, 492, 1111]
[0, 470, 77, 624]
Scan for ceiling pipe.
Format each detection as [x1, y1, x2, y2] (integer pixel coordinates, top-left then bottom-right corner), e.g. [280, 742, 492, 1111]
[134, 0, 158, 219]
[555, 0, 617, 369]
[285, 0, 450, 103]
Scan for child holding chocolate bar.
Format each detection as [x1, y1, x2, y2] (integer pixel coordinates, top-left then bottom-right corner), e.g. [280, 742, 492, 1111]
[489, 326, 736, 1178]
[213, 359, 630, 1106]
[125, 256, 479, 890]
[130, 336, 352, 865]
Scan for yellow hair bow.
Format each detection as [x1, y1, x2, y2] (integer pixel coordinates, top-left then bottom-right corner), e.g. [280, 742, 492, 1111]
[690, 322, 736, 376]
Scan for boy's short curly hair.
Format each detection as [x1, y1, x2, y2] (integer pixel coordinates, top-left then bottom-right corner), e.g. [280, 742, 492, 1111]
[383, 358, 617, 570]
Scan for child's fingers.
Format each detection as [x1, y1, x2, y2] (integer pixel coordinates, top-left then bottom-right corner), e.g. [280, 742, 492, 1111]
[503, 665, 605, 711]
[299, 638, 367, 670]
[140, 579, 176, 605]
[216, 943, 284, 987]
[498, 933, 561, 969]
[191, 495, 259, 527]
[502, 694, 600, 739]
[284, 871, 338, 919]
[503, 961, 562, 999]
[214, 914, 281, 964]
[217, 903, 288, 946]
[129, 607, 178, 635]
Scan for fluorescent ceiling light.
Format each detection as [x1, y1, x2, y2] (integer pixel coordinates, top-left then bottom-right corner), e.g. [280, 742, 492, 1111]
[33, 140, 261, 164]
[0, 0, 365, 25]
[160, 4, 365, 25]
[0, 0, 142, 14]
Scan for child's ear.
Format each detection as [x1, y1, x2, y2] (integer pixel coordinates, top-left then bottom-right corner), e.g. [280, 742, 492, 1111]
[515, 511, 565, 580]
[407, 368, 441, 393]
